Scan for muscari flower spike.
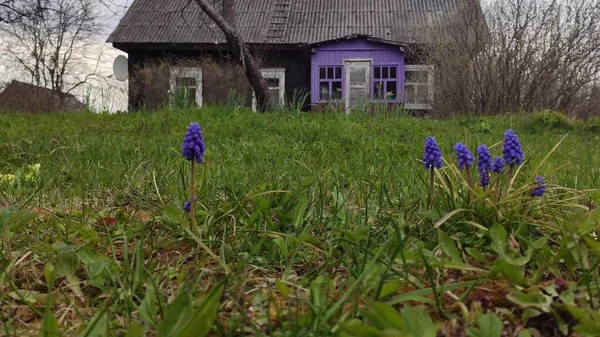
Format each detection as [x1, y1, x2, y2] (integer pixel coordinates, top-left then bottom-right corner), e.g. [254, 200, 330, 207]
[492, 157, 505, 173]
[423, 137, 443, 169]
[454, 142, 474, 170]
[182, 122, 205, 164]
[503, 129, 524, 167]
[531, 176, 546, 197]
[183, 197, 198, 213]
[477, 145, 492, 187]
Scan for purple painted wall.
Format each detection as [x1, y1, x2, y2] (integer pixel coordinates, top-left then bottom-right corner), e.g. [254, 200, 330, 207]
[311, 38, 405, 105]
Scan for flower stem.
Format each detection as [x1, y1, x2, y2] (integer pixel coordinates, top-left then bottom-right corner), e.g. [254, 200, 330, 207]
[190, 160, 199, 236]
[429, 166, 435, 207]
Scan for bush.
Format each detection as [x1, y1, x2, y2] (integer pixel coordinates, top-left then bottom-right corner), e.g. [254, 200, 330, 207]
[584, 116, 600, 133]
[530, 110, 572, 130]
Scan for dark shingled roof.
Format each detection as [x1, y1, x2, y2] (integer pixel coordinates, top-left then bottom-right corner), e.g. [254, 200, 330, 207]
[108, 0, 465, 46]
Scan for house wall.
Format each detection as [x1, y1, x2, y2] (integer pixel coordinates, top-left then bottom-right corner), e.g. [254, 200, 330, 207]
[311, 39, 405, 106]
[125, 46, 312, 111]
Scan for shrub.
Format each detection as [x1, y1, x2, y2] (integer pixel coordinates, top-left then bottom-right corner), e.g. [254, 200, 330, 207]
[584, 116, 600, 133]
[530, 110, 572, 130]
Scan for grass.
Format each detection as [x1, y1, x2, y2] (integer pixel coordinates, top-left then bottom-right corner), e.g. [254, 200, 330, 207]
[0, 107, 599, 337]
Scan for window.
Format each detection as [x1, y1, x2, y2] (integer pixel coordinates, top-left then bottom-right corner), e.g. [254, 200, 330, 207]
[170, 67, 203, 106]
[319, 66, 343, 101]
[373, 66, 399, 101]
[253, 68, 285, 111]
[404, 65, 434, 109]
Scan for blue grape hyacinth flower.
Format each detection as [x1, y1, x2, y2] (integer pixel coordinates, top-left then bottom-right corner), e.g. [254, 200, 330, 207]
[182, 122, 205, 164]
[477, 145, 492, 187]
[531, 176, 546, 197]
[423, 137, 443, 170]
[183, 197, 198, 213]
[492, 157, 505, 173]
[454, 142, 474, 170]
[503, 129, 524, 167]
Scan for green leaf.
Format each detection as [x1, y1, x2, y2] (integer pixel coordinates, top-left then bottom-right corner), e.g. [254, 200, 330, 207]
[476, 313, 503, 337]
[275, 279, 291, 297]
[293, 192, 308, 228]
[138, 286, 158, 326]
[378, 279, 403, 299]
[157, 284, 223, 337]
[340, 319, 381, 337]
[360, 302, 404, 331]
[490, 223, 507, 257]
[491, 259, 528, 287]
[437, 229, 462, 262]
[507, 291, 552, 312]
[400, 306, 439, 337]
[79, 309, 108, 337]
[163, 206, 185, 225]
[124, 324, 145, 337]
[434, 209, 467, 229]
[40, 308, 62, 337]
[465, 247, 483, 262]
[54, 242, 77, 278]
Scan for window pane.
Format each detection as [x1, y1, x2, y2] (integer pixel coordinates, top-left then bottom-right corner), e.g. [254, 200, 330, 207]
[266, 78, 279, 88]
[335, 67, 342, 79]
[320, 82, 330, 100]
[350, 68, 367, 84]
[176, 77, 196, 87]
[320, 68, 326, 79]
[405, 84, 416, 104]
[382, 67, 389, 79]
[186, 88, 197, 105]
[269, 88, 280, 106]
[405, 70, 417, 83]
[374, 67, 381, 79]
[327, 67, 334, 79]
[391, 67, 397, 79]
[332, 81, 342, 99]
[374, 81, 384, 100]
[387, 81, 397, 100]
[417, 84, 429, 104]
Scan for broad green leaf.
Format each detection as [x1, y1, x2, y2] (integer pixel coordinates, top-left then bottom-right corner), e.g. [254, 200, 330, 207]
[340, 319, 381, 337]
[124, 324, 144, 337]
[518, 330, 533, 337]
[360, 302, 404, 331]
[401, 306, 439, 337]
[378, 279, 403, 299]
[138, 286, 158, 326]
[275, 279, 291, 297]
[531, 236, 548, 250]
[465, 247, 483, 262]
[490, 223, 507, 257]
[40, 308, 62, 337]
[491, 259, 528, 287]
[163, 206, 185, 225]
[79, 309, 108, 337]
[476, 313, 503, 337]
[157, 284, 223, 337]
[293, 192, 308, 228]
[437, 229, 462, 262]
[507, 291, 552, 312]
[54, 242, 77, 278]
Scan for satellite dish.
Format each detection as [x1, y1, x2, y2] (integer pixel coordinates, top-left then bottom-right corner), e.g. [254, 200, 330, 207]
[113, 55, 129, 81]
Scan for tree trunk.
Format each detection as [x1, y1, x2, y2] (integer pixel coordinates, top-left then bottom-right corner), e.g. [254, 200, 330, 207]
[192, 0, 270, 112]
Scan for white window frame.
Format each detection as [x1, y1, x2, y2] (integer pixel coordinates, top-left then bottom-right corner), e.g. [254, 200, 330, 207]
[404, 65, 434, 110]
[170, 67, 203, 107]
[252, 68, 286, 111]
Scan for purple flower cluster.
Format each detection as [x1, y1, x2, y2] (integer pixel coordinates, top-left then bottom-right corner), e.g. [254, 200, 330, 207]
[492, 157, 505, 173]
[531, 176, 546, 197]
[503, 130, 524, 167]
[182, 122, 205, 163]
[454, 143, 474, 170]
[477, 145, 492, 187]
[423, 137, 443, 169]
[183, 197, 198, 213]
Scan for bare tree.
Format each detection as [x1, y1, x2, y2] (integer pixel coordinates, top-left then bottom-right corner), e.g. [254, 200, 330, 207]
[191, 0, 270, 112]
[0, 0, 101, 93]
[423, 0, 600, 117]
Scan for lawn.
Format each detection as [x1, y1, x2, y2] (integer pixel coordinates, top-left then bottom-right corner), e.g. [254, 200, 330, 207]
[0, 108, 599, 337]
